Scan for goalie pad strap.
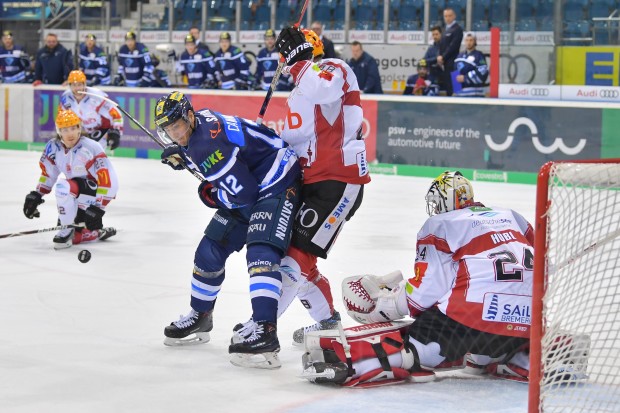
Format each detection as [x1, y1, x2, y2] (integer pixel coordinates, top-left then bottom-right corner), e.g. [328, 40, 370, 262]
[343, 367, 412, 388]
[371, 342, 391, 372]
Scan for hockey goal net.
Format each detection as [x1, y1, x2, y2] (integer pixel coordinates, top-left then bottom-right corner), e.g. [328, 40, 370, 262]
[529, 159, 620, 413]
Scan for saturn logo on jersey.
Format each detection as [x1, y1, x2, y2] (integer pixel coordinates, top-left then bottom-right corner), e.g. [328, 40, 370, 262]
[274, 200, 294, 240]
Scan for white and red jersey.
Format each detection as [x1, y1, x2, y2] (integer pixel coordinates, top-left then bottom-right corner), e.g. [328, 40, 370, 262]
[406, 205, 534, 338]
[36, 137, 119, 207]
[281, 58, 371, 185]
[59, 87, 123, 134]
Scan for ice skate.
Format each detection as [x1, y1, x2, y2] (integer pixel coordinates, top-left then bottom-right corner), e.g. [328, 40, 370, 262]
[98, 227, 117, 241]
[229, 321, 281, 369]
[292, 311, 341, 346]
[230, 318, 257, 344]
[53, 228, 75, 250]
[301, 352, 349, 384]
[164, 309, 213, 346]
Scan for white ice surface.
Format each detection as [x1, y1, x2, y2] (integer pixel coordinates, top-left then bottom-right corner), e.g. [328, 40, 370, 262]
[0, 150, 537, 413]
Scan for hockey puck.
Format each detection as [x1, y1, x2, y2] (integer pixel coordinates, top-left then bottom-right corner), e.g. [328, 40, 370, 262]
[78, 250, 91, 263]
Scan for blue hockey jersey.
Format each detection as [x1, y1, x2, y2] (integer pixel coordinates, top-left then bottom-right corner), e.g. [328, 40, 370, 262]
[0, 45, 30, 83]
[255, 47, 280, 91]
[213, 46, 250, 90]
[454, 50, 488, 97]
[78, 43, 110, 85]
[178, 49, 216, 89]
[181, 109, 300, 209]
[403, 74, 439, 96]
[117, 43, 154, 87]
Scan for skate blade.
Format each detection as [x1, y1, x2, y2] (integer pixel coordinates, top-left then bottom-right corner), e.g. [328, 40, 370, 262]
[163, 332, 210, 347]
[299, 368, 336, 381]
[53, 241, 73, 250]
[230, 352, 282, 369]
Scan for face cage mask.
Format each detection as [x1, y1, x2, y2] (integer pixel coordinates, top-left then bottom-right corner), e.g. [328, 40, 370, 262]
[425, 182, 449, 216]
[156, 113, 192, 145]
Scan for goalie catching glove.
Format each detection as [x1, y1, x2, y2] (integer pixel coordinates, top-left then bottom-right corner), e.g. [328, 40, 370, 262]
[342, 270, 409, 324]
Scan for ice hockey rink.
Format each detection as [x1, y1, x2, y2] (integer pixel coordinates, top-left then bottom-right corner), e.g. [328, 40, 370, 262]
[0, 149, 538, 413]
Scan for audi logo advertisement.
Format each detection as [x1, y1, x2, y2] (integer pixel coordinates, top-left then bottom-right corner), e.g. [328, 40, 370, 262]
[499, 85, 620, 102]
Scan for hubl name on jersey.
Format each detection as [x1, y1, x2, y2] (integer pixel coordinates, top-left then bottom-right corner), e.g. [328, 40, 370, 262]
[282, 58, 370, 185]
[407, 206, 534, 338]
[183, 110, 300, 209]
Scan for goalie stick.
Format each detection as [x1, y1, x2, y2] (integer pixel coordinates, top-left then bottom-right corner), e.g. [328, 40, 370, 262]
[78, 91, 205, 183]
[0, 223, 84, 240]
[256, 0, 310, 125]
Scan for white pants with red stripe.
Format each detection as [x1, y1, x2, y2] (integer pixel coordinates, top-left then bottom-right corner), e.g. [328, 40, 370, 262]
[55, 178, 98, 227]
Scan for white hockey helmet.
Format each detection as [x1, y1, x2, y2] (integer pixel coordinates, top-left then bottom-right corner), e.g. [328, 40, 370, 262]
[425, 171, 474, 216]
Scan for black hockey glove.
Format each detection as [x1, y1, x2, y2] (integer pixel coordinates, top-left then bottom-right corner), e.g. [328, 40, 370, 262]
[106, 129, 121, 150]
[23, 191, 44, 219]
[84, 205, 105, 230]
[161, 145, 189, 171]
[276, 27, 313, 66]
[72, 178, 98, 197]
[198, 181, 218, 208]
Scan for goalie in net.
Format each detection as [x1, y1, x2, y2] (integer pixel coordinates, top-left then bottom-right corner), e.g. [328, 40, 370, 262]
[301, 171, 538, 387]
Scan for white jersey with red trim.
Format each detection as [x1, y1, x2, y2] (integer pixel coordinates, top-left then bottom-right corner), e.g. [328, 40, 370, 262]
[406, 205, 534, 338]
[59, 87, 124, 135]
[281, 58, 370, 185]
[37, 137, 119, 207]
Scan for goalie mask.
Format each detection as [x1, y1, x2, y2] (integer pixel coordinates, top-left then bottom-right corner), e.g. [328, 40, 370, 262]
[425, 171, 474, 216]
[154, 91, 194, 144]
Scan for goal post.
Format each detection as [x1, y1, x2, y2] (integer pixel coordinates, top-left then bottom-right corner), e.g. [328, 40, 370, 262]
[529, 159, 620, 413]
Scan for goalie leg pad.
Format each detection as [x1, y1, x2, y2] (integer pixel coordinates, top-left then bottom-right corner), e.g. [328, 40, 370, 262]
[302, 321, 437, 387]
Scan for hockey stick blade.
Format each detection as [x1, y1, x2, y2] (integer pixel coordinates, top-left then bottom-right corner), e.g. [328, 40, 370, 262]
[78, 91, 205, 183]
[255, 0, 310, 125]
[0, 223, 84, 240]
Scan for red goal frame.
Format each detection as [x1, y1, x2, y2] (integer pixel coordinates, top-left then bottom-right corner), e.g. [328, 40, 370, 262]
[528, 158, 620, 413]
